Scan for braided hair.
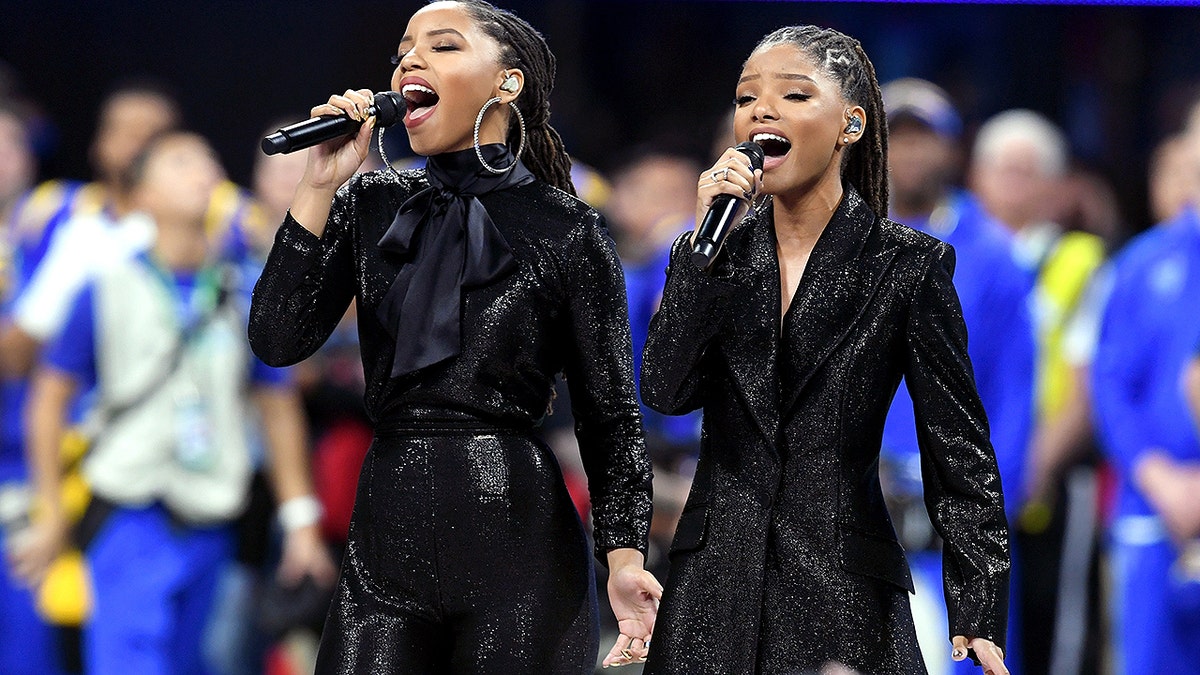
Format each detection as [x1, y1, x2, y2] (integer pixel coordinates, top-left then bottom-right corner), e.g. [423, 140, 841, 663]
[751, 26, 888, 218]
[453, 0, 575, 195]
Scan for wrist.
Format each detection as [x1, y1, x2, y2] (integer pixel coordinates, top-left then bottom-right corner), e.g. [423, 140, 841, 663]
[605, 547, 645, 573]
[277, 495, 323, 534]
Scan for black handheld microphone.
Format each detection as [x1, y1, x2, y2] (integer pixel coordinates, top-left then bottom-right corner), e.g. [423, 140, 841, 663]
[261, 91, 406, 156]
[691, 141, 765, 268]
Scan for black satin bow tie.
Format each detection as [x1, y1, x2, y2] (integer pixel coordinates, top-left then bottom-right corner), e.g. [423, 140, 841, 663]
[376, 144, 534, 377]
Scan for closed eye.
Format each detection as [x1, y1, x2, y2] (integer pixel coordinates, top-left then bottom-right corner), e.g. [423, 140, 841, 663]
[735, 95, 755, 106]
[785, 93, 811, 101]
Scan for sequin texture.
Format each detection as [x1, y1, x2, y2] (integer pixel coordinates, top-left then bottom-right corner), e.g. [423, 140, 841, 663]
[249, 169, 652, 673]
[640, 187, 1010, 675]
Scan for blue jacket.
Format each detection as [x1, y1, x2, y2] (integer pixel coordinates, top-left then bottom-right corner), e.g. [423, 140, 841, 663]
[1091, 207, 1200, 517]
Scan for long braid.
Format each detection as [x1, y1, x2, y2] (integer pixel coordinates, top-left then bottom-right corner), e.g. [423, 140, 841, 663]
[457, 0, 576, 195]
[752, 26, 889, 217]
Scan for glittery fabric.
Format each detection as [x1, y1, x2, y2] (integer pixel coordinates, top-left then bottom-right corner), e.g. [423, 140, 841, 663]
[640, 187, 1009, 675]
[249, 169, 652, 673]
[374, 145, 530, 378]
[315, 419, 597, 674]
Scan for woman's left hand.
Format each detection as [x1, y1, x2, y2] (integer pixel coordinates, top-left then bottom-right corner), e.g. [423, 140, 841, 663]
[602, 549, 663, 668]
[952, 635, 1009, 675]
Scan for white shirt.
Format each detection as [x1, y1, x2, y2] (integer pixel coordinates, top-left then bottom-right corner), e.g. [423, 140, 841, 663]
[14, 211, 155, 341]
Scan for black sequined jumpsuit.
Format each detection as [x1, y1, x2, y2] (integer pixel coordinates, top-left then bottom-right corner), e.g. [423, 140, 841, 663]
[249, 169, 652, 675]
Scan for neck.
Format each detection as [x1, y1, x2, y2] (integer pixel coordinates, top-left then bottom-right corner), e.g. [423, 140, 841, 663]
[152, 217, 209, 271]
[771, 171, 844, 250]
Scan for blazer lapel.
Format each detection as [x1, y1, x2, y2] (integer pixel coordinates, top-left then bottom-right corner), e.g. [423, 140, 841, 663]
[779, 188, 897, 417]
[716, 212, 781, 445]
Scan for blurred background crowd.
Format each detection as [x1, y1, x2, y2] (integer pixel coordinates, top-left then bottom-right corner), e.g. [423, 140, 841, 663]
[2, 1, 1200, 674]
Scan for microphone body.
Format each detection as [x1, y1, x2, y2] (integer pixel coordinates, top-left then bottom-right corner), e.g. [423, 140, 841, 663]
[691, 141, 766, 268]
[261, 91, 405, 156]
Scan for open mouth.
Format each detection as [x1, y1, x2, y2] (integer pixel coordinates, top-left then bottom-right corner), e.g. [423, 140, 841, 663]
[401, 83, 440, 124]
[752, 132, 792, 158]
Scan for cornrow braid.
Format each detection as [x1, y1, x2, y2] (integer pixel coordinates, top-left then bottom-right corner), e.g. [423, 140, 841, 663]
[455, 0, 576, 195]
[751, 26, 889, 218]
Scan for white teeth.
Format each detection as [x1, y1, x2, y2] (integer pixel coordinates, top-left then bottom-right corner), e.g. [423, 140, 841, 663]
[401, 84, 437, 97]
[752, 133, 790, 146]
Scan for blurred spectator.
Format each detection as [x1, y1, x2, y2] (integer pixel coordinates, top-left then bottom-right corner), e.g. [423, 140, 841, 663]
[1189, 348, 1200, 436]
[1, 82, 180, 377]
[11, 131, 333, 675]
[970, 109, 1107, 675]
[0, 102, 35, 224]
[1148, 134, 1200, 226]
[1054, 167, 1124, 248]
[880, 78, 1035, 675]
[604, 147, 702, 583]
[571, 159, 613, 213]
[0, 95, 63, 675]
[1090, 99, 1200, 675]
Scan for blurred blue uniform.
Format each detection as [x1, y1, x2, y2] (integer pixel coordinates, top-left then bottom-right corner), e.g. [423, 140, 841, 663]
[44, 254, 288, 675]
[1091, 206, 1200, 675]
[0, 180, 101, 675]
[624, 231, 700, 458]
[883, 191, 1034, 674]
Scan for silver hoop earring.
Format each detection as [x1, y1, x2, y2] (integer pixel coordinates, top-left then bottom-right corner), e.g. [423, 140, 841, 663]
[377, 125, 404, 182]
[473, 96, 526, 175]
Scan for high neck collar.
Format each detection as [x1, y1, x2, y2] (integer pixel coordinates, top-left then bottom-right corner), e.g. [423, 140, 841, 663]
[374, 143, 533, 378]
[425, 144, 520, 195]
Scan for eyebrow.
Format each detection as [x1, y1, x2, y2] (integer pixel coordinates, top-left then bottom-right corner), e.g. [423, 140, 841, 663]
[737, 73, 817, 84]
[399, 27, 466, 45]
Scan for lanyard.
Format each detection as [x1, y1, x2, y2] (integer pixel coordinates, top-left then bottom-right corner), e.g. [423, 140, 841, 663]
[140, 254, 223, 336]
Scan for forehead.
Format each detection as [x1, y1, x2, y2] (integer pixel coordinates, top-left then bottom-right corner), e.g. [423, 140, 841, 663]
[740, 43, 836, 88]
[146, 136, 214, 166]
[103, 94, 173, 122]
[404, 3, 480, 40]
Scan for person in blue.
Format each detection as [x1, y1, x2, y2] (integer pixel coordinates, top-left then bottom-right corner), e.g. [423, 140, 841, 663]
[880, 78, 1035, 674]
[0, 98, 65, 675]
[1090, 109, 1200, 675]
[606, 148, 704, 467]
[11, 131, 332, 675]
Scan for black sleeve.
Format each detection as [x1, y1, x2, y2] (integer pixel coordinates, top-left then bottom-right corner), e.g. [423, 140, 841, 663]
[248, 180, 359, 367]
[561, 213, 654, 563]
[905, 242, 1012, 651]
[640, 232, 737, 415]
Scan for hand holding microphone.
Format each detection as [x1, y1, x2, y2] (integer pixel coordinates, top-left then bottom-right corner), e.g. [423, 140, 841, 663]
[692, 141, 765, 268]
[268, 89, 405, 196]
[281, 89, 404, 238]
[262, 89, 405, 155]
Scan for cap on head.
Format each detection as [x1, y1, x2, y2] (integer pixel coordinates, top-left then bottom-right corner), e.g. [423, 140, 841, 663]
[882, 78, 962, 140]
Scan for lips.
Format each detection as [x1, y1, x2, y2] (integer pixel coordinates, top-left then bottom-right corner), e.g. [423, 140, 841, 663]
[400, 77, 439, 128]
[751, 129, 792, 171]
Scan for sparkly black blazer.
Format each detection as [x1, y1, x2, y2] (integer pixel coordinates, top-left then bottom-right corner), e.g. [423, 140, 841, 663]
[641, 187, 1010, 672]
[249, 169, 652, 558]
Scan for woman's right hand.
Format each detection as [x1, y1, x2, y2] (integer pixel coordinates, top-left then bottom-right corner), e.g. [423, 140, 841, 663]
[693, 146, 763, 235]
[301, 88, 378, 192]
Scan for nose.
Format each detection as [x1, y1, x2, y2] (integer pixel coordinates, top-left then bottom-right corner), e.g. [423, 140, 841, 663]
[752, 97, 778, 123]
[398, 47, 424, 73]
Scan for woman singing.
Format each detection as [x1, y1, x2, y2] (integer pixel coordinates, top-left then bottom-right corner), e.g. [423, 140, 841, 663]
[248, 1, 660, 672]
[641, 25, 1010, 675]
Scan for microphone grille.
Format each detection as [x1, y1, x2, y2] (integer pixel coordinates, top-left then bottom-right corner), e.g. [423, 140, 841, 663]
[372, 91, 406, 127]
[735, 141, 765, 171]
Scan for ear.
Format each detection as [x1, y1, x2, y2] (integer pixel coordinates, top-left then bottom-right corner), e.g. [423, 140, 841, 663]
[843, 105, 867, 145]
[497, 68, 525, 103]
